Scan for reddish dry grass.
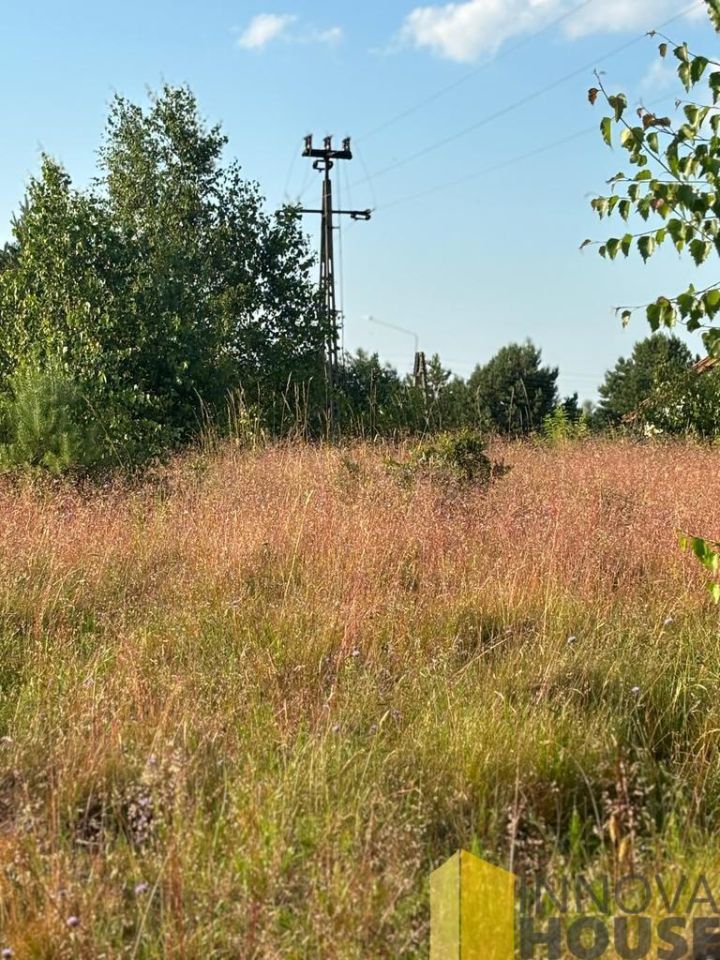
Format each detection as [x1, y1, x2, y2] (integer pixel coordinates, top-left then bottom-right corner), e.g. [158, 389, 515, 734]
[0, 438, 718, 956]
[0, 438, 714, 623]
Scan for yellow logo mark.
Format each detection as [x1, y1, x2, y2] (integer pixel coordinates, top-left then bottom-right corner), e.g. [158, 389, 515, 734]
[430, 850, 515, 960]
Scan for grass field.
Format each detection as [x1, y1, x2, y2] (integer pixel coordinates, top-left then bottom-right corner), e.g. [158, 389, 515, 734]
[1, 437, 720, 957]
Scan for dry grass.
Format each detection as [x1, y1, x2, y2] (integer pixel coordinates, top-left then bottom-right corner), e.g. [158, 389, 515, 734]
[0, 438, 719, 956]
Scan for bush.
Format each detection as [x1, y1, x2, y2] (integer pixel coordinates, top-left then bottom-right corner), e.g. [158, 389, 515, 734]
[397, 428, 509, 488]
[0, 364, 102, 475]
[542, 406, 590, 444]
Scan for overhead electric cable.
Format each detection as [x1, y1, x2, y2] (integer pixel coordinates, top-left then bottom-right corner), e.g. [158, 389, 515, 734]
[359, 0, 596, 142]
[381, 125, 597, 211]
[376, 89, 677, 212]
[336, 166, 347, 359]
[351, 1, 701, 191]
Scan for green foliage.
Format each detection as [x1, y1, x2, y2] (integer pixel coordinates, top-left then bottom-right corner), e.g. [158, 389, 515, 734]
[0, 363, 101, 475]
[334, 350, 418, 435]
[588, 0, 720, 594]
[404, 428, 508, 487]
[468, 340, 559, 434]
[0, 86, 325, 467]
[679, 533, 720, 602]
[703, 0, 720, 33]
[424, 355, 476, 430]
[586, 7, 720, 346]
[333, 350, 472, 437]
[333, 344, 566, 441]
[596, 334, 720, 436]
[597, 334, 693, 429]
[542, 404, 590, 443]
[426, 353, 452, 398]
[0, 241, 18, 273]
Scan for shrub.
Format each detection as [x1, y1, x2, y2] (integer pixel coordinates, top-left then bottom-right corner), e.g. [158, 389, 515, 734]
[542, 406, 591, 444]
[397, 428, 509, 488]
[0, 363, 102, 475]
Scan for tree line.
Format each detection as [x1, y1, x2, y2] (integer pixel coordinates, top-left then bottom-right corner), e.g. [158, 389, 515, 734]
[340, 332, 720, 439]
[1, 84, 719, 475]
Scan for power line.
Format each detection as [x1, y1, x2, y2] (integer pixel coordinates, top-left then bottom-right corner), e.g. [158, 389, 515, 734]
[336, 163, 347, 359]
[351, 40, 639, 188]
[376, 87, 676, 212]
[379, 124, 597, 211]
[351, 1, 701, 191]
[358, 0, 595, 142]
[349, 141, 378, 225]
[341, 155, 354, 214]
[341, 151, 364, 236]
[292, 160, 314, 204]
[282, 142, 299, 202]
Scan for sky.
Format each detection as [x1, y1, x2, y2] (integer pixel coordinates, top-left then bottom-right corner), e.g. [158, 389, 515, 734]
[0, 0, 718, 401]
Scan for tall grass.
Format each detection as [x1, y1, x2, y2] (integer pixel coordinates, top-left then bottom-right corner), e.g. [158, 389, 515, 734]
[0, 438, 719, 956]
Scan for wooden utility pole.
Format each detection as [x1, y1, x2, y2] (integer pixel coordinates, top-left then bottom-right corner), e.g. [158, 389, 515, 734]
[414, 351, 429, 397]
[299, 136, 371, 383]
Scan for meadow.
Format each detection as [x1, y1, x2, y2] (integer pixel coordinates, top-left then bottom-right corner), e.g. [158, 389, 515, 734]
[0, 437, 719, 957]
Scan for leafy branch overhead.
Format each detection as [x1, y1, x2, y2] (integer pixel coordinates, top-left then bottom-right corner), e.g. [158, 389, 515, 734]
[706, 0, 720, 32]
[584, 2, 720, 357]
[679, 532, 720, 602]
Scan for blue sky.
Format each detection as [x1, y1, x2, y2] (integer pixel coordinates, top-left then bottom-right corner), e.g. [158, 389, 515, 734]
[1, 0, 718, 400]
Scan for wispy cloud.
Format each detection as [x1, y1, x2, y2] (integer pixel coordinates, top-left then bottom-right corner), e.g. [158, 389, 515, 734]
[237, 13, 343, 52]
[564, 0, 702, 38]
[640, 56, 678, 95]
[313, 26, 344, 46]
[400, 0, 704, 63]
[238, 13, 296, 50]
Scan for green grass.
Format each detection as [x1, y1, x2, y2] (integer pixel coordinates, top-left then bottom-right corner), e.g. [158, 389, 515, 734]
[0, 439, 719, 956]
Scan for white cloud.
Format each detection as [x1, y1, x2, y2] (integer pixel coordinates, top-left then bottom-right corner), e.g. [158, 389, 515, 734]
[314, 26, 344, 45]
[238, 13, 296, 50]
[400, 0, 705, 62]
[640, 55, 677, 94]
[237, 13, 343, 51]
[566, 0, 700, 38]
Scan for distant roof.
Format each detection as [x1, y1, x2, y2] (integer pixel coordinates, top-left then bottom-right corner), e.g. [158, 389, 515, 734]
[693, 356, 719, 374]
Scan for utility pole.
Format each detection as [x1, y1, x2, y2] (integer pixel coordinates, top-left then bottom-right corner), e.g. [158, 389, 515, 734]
[413, 350, 429, 400]
[366, 315, 425, 388]
[366, 315, 430, 420]
[299, 136, 371, 383]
